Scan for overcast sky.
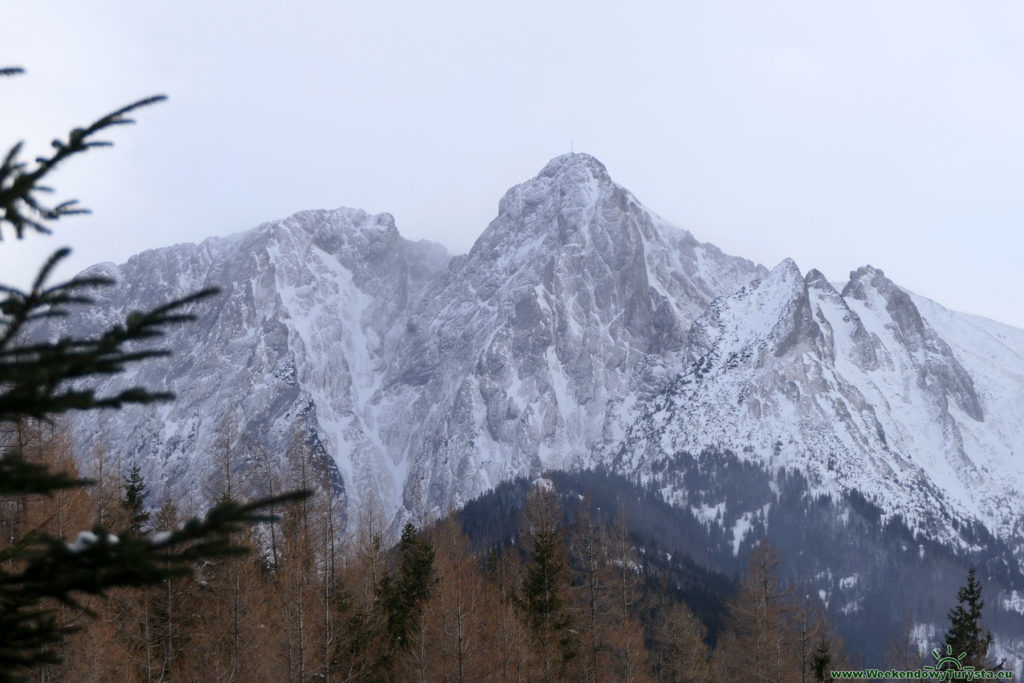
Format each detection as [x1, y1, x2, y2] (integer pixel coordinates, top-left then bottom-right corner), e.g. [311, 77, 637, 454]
[3, 1, 1023, 328]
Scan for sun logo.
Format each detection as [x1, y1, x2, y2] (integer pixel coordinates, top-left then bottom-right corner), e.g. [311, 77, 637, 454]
[924, 645, 975, 672]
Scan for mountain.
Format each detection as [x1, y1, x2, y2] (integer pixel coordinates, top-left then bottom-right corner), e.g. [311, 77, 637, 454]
[383, 154, 763, 518]
[606, 259, 1024, 551]
[52, 154, 765, 530]
[47, 208, 450, 515]
[452, 466, 1024, 667]
[45, 153, 1024, 660]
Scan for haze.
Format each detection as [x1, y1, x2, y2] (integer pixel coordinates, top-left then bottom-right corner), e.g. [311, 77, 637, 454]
[2, 1, 1022, 328]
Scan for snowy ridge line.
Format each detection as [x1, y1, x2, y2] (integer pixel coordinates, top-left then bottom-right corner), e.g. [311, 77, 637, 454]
[44, 153, 1024, 566]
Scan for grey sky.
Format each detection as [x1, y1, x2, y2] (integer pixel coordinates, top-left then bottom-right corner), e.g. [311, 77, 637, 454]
[3, 1, 1023, 328]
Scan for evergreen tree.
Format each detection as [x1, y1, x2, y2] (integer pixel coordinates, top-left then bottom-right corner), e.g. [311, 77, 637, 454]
[811, 630, 832, 682]
[377, 522, 435, 673]
[121, 461, 151, 538]
[520, 482, 575, 679]
[0, 68, 307, 678]
[521, 521, 570, 633]
[942, 567, 994, 669]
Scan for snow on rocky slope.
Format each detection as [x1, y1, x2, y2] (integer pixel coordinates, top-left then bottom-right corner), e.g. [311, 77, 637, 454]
[48, 208, 449, 520]
[381, 155, 762, 519]
[51, 154, 1024, 560]
[608, 259, 1024, 553]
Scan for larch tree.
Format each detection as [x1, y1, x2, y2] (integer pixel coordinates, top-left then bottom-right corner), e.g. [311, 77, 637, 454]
[647, 595, 712, 683]
[883, 611, 924, 671]
[149, 498, 187, 678]
[483, 544, 531, 680]
[603, 511, 650, 683]
[714, 541, 799, 683]
[276, 430, 325, 682]
[332, 503, 389, 680]
[425, 516, 491, 682]
[794, 593, 847, 683]
[568, 499, 611, 683]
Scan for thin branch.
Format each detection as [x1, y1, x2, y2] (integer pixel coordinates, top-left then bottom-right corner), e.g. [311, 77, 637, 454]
[0, 92, 166, 240]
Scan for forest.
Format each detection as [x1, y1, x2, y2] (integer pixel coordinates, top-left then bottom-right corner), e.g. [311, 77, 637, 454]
[7, 418, 1003, 681]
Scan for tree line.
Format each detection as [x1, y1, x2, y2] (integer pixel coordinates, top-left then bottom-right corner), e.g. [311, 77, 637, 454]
[1, 418, 839, 681]
[2, 419, 1004, 681]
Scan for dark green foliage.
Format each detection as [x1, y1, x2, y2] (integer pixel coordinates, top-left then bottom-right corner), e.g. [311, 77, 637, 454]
[0, 451, 86, 496]
[340, 605, 375, 673]
[521, 524, 569, 634]
[0, 247, 217, 422]
[812, 630, 833, 681]
[942, 567, 994, 669]
[0, 68, 165, 240]
[0, 491, 306, 675]
[518, 484, 576, 675]
[121, 461, 151, 537]
[397, 522, 435, 605]
[0, 69, 309, 679]
[0, 70, 211, 423]
[455, 466, 1024, 668]
[460, 470, 736, 642]
[379, 522, 435, 651]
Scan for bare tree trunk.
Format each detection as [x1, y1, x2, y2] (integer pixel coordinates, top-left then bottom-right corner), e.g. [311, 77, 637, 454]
[165, 577, 174, 678]
[298, 578, 306, 683]
[144, 595, 153, 683]
[231, 558, 241, 681]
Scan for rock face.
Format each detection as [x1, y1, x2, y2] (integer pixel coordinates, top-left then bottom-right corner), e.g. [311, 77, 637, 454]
[51, 153, 1024, 561]
[610, 259, 1023, 549]
[382, 155, 762, 519]
[47, 208, 450, 520]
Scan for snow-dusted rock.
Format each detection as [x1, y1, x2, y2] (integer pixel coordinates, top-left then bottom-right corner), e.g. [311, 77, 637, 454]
[50, 154, 1024, 561]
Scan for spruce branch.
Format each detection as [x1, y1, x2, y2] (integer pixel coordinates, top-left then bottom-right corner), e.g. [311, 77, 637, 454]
[0, 452, 91, 496]
[0, 249, 218, 420]
[0, 69, 313, 678]
[0, 73, 166, 240]
[0, 490, 310, 672]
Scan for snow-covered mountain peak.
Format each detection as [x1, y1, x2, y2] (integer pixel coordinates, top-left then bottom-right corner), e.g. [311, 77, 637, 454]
[536, 151, 611, 181]
[841, 264, 889, 303]
[610, 234, 1024, 558]
[680, 258, 826, 386]
[42, 155, 1024, 664]
[50, 156, 1024, 574]
[371, 154, 767, 521]
[767, 257, 804, 289]
[484, 153, 617, 261]
[468, 154, 763, 328]
[264, 207, 403, 260]
[804, 268, 833, 291]
[837, 264, 984, 422]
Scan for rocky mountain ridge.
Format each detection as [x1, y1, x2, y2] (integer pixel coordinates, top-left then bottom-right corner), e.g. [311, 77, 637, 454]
[49, 154, 1024, 571]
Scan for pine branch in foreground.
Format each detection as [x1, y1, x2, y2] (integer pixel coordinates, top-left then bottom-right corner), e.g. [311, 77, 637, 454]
[0, 68, 311, 679]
